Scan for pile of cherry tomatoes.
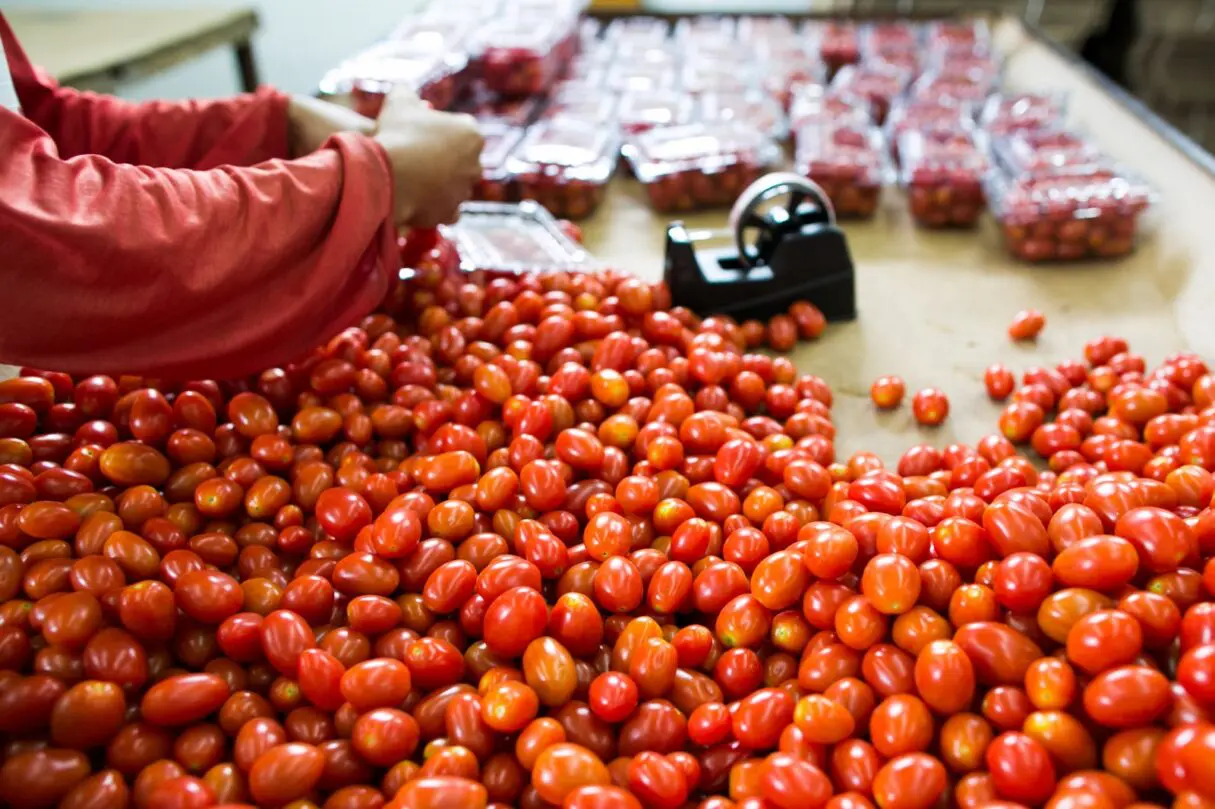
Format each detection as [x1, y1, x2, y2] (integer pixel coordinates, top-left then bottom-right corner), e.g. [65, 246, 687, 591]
[1, 250, 1214, 809]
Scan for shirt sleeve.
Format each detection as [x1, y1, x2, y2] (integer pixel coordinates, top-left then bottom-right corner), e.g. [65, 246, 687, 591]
[0, 109, 399, 381]
[1, 14, 290, 169]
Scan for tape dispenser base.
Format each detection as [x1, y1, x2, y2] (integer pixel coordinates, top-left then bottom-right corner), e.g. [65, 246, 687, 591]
[663, 172, 857, 322]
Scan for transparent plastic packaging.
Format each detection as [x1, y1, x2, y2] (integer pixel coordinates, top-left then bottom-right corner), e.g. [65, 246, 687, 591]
[421, 0, 502, 19]
[738, 16, 798, 46]
[681, 58, 761, 96]
[760, 44, 827, 110]
[319, 47, 469, 116]
[992, 128, 1107, 178]
[604, 17, 671, 51]
[505, 118, 620, 219]
[541, 82, 619, 125]
[911, 68, 998, 107]
[899, 129, 989, 228]
[925, 19, 991, 55]
[445, 201, 595, 275]
[861, 22, 921, 76]
[831, 62, 913, 125]
[698, 91, 788, 141]
[473, 15, 579, 97]
[605, 59, 679, 93]
[674, 16, 737, 51]
[989, 169, 1152, 262]
[474, 125, 525, 202]
[980, 92, 1068, 135]
[805, 20, 861, 77]
[388, 18, 473, 55]
[794, 123, 888, 219]
[616, 88, 695, 134]
[885, 98, 975, 161]
[622, 121, 781, 212]
[789, 85, 872, 131]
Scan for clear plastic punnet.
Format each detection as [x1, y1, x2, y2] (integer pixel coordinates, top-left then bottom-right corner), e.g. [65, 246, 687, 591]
[681, 58, 761, 96]
[992, 128, 1108, 178]
[860, 22, 922, 76]
[505, 118, 620, 219]
[886, 98, 975, 146]
[541, 81, 619, 125]
[387, 18, 473, 55]
[804, 20, 860, 77]
[615, 88, 695, 134]
[737, 16, 798, 46]
[474, 124, 525, 203]
[604, 17, 671, 51]
[910, 68, 997, 107]
[924, 19, 992, 55]
[445, 201, 595, 275]
[989, 169, 1153, 262]
[472, 15, 578, 97]
[759, 44, 828, 110]
[789, 84, 872, 132]
[319, 48, 470, 116]
[698, 91, 788, 141]
[794, 123, 888, 219]
[605, 59, 679, 93]
[980, 92, 1068, 135]
[673, 16, 737, 51]
[831, 62, 913, 125]
[622, 121, 781, 212]
[899, 128, 990, 229]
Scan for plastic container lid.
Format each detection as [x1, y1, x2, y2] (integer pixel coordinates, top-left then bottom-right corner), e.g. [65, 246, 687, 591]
[387, 18, 472, 54]
[898, 129, 990, 186]
[832, 63, 913, 105]
[992, 128, 1108, 178]
[445, 201, 594, 274]
[980, 92, 1068, 134]
[737, 16, 799, 46]
[622, 121, 781, 183]
[789, 85, 872, 129]
[616, 88, 696, 133]
[674, 16, 738, 50]
[604, 17, 671, 49]
[795, 123, 889, 186]
[925, 19, 991, 54]
[505, 118, 621, 185]
[990, 169, 1152, 224]
[606, 60, 679, 92]
[319, 48, 467, 100]
[542, 83, 620, 124]
[681, 58, 761, 95]
[698, 91, 788, 141]
[473, 16, 573, 59]
[911, 68, 998, 106]
[886, 98, 975, 139]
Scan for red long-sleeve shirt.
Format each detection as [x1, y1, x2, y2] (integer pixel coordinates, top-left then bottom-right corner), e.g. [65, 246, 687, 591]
[0, 14, 398, 380]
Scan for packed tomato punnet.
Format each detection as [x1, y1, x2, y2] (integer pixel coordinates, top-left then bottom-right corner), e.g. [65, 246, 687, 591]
[2, 224, 1215, 809]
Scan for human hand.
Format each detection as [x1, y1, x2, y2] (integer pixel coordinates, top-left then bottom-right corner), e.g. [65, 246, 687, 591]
[287, 95, 377, 157]
[374, 90, 484, 228]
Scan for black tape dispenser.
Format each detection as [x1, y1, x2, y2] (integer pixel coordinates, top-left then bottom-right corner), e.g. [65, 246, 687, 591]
[663, 172, 857, 322]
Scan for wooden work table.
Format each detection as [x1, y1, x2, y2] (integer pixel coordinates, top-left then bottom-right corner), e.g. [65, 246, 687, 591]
[580, 15, 1215, 462]
[4, 7, 260, 93]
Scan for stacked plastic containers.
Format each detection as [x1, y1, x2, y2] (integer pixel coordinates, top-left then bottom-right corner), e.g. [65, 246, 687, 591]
[505, 118, 621, 219]
[622, 122, 781, 212]
[988, 126, 1152, 262]
[795, 123, 888, 219]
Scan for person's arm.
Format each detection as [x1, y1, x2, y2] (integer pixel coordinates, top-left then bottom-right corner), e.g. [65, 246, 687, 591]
[1, 14, 289, 169]
[0, 108, 398, 380]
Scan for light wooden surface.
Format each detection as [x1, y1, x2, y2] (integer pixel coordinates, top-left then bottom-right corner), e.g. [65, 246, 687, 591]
[582, 16, 1215, 462]
[5, 7, 258, 93]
